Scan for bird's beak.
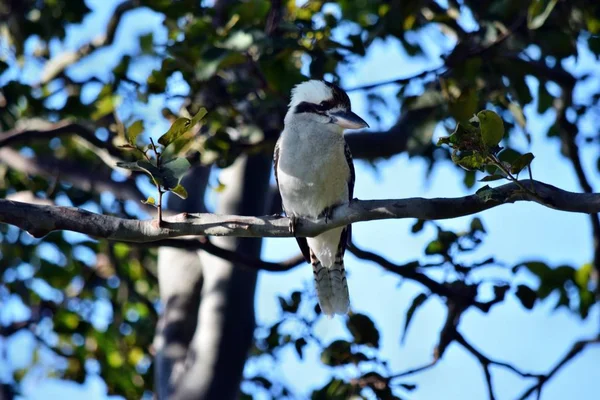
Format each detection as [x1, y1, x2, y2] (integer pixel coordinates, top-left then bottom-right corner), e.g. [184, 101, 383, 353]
[329, 110, 369, 129]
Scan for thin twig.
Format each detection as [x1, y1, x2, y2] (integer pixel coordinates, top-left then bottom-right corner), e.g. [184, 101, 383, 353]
[516, 335, 600, 400]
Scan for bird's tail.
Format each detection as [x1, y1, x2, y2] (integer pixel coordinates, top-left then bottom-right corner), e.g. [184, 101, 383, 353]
[311, 249, 350, 317]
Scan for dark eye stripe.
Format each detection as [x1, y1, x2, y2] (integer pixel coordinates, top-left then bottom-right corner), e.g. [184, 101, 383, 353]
[293, 81, 352, 115]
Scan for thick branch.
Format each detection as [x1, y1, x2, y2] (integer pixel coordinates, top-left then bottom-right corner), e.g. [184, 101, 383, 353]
[0, 148, 145, 203]
[1, 180, 599, 243]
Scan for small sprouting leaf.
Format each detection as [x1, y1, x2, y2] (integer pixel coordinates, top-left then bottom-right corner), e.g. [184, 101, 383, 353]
[118, 144, 138, 151]
[141, 196, 156, 206]
[528, 0, 558, 30]
[479, 174, 505, 182]
[510, 152, 535, 174]
[477, 110, 505, 148]
[436, 122, 481, 149]
[402, 293, 428, 343]
[452, 151, 487, 171]
[515, 285, 537, 310]
[170, 184, 188, 199]
[346, 313, 380, 348]
[127, 120, 144, 145]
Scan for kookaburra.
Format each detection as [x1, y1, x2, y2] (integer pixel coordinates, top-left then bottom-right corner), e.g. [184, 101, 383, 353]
[274, 80, 369, 317]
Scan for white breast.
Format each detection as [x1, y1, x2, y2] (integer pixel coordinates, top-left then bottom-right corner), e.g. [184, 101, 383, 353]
[277, 122, 350, 219]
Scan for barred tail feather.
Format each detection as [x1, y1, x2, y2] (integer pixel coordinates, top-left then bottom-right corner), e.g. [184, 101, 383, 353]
[311, 251, 350, 317]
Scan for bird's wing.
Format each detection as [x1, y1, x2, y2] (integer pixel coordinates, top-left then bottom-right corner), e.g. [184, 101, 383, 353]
[274, 137, 312, 262]
[340, 140, 354, 253]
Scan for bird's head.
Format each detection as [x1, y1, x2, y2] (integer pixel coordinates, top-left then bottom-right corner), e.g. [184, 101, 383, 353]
[284, 80, 369, 131]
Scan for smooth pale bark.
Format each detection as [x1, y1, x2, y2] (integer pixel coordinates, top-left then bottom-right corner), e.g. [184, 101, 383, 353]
[172, 154, 272, 400]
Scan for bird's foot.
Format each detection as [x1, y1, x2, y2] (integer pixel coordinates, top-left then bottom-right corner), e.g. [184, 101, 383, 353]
[289, 215, 298, 236]
[320, 206, 335, 223]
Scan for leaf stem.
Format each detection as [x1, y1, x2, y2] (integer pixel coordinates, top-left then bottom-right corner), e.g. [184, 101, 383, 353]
[487, 154, 546, 204]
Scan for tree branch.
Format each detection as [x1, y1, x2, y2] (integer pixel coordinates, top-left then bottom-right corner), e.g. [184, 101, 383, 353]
[143, 238, 304, 272]
[39, 0, 140, 84]
[1, 180, 598, 244]
[516, 335, 600, 400]
[0, 120, 122, 158]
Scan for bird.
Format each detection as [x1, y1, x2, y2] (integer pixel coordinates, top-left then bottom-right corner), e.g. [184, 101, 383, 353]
[273, 80, 369, 317]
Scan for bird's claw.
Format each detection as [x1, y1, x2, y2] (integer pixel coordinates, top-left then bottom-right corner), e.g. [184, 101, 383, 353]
[322, 206, 334, 223]
[289, 215, 298, 236]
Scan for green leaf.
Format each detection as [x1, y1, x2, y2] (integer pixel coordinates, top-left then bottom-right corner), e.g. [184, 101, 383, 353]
[449, 88, 478, 123]
[470, 217, 486, 234]
[528, 0, 558, 30]
[158, 118, 192, 147]
[452, 151, 487, 171]
[517, 261, 551, 277]
[401, 293, 428, 343]
[574, 263, 592, 289]
[510, 152, 535, 174]
[320, 340, 353, 366]
[161, 157, 191, 189]
[477, 110, 505, 148]
[346, 313, 380, 348]
[126, 120, 144, 145]
[170, 184, 188, 199]
[437, 122, 481, 149]
[479, 174, 505, 182]
[515, 285, 537, 310]
[116, 160, 162, 186]
[91, 94, 121, 120]
[190, 107, 208, 127]
[158, 108, 207, 147]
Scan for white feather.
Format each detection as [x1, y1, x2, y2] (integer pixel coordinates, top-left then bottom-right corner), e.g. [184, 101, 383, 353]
[288, 80, 334, 109]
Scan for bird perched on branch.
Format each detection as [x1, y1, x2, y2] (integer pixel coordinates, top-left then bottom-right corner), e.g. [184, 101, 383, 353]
[274, 80, 369, 316]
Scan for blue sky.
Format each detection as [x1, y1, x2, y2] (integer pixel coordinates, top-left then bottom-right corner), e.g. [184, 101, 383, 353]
[2, 1, 599, 399]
